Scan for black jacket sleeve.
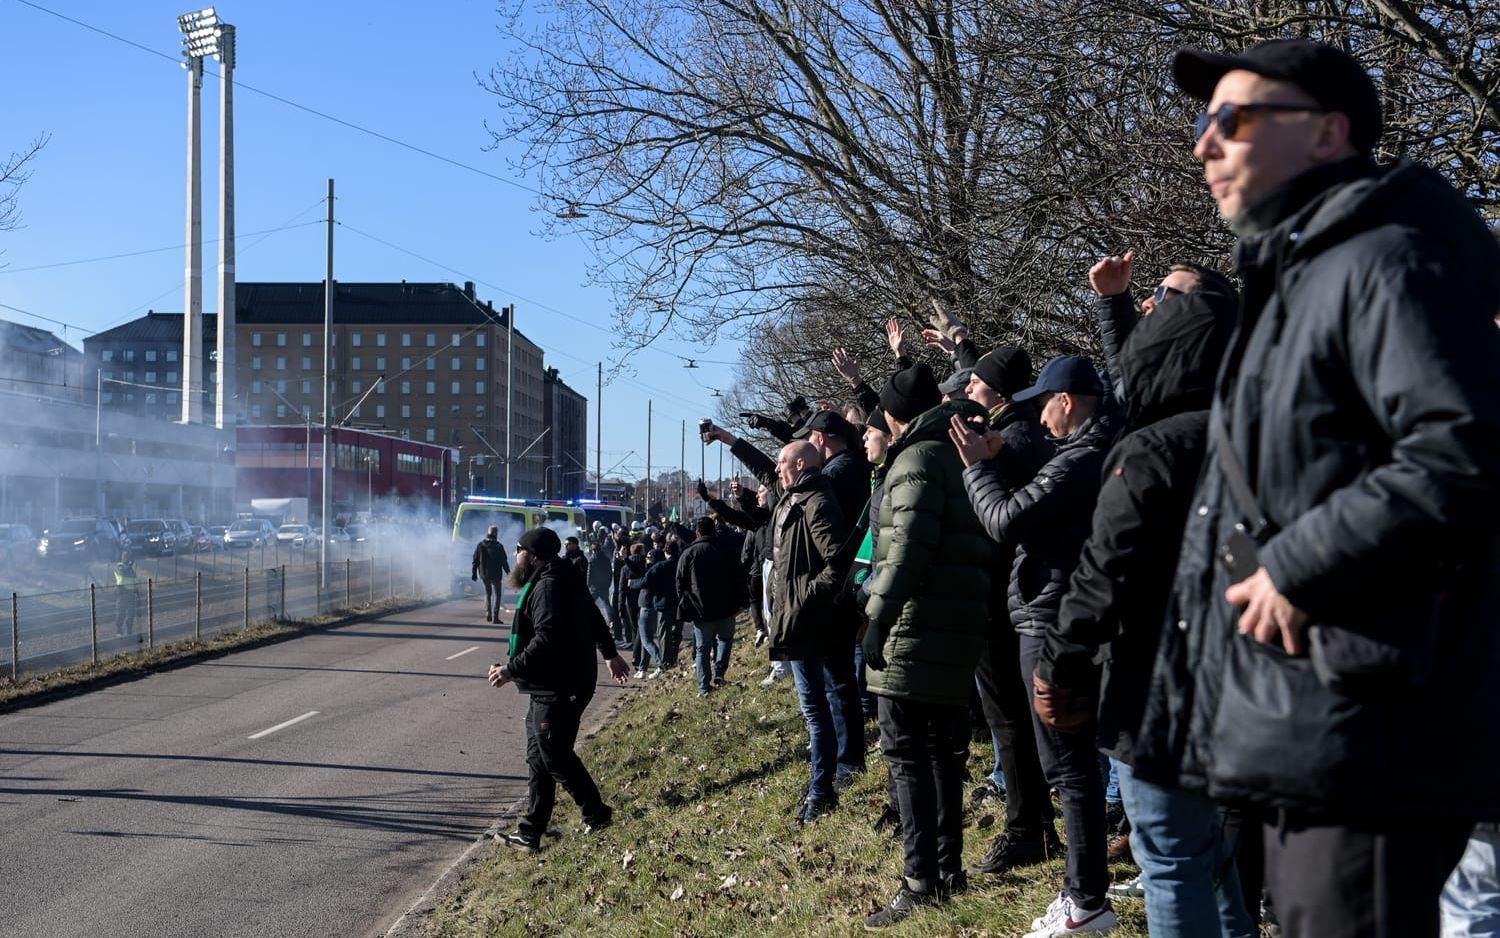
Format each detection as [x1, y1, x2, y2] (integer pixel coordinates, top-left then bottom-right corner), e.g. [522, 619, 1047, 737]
[953, 336, 980, 370]
[1094, 292, 1137, 405]
[961, 456, 1083, 548]
[709, 495, 769, 530]
[852, 381, 880, 418]
[471, 543, 481, 577]
[731, 438, 779, 490]
[506, 580, 559, 680]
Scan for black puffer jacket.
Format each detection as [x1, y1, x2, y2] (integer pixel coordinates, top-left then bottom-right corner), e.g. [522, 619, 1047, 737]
[676, 535, 740, 622]
[507, 558, 618, 697]
[1134, 159, 1500, 818]
[1036, 290, 1234, 764]
[962, 412, 1118, 637]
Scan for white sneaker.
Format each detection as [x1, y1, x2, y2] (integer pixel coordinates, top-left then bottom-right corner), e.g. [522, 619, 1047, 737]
[647, 668, 663, 680]
[1023, 895, 1118, 938]
[633, 670, 645, 680]
[759, 671, 778, 686]
[1106, 874, 1144, 899]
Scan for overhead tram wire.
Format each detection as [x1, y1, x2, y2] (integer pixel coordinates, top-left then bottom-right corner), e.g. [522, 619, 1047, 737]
[0, 220, 322, 276]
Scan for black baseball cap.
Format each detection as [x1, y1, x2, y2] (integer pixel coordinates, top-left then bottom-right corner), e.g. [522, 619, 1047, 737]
[793, 409, 854, 440]
[938, 368, 973, 396]
[1012, 355, 1104, 403]
[1173, 39, 1382, 153]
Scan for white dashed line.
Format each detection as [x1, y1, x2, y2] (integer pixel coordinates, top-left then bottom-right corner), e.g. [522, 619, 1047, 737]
[247, 710, 320, 740]
[445, 645, 481, 661]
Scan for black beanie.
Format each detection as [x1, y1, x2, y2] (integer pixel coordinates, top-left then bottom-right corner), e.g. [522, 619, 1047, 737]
[972, 346, 1032, 399]
[518, 526, 561, 560]
[866, 408, 890, 435]
[879, 363, 941, 423]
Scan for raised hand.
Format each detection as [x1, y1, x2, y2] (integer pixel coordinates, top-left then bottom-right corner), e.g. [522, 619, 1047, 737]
[921, 328, 956, 355]
[927, 296, 966, 341]
[1089, 249, 1135, 297]
[885, 317, 906, 358]
[832, 348, 862, 387]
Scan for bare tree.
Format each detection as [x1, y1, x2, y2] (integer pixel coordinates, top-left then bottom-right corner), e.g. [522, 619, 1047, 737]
[0, 136, 48, 247]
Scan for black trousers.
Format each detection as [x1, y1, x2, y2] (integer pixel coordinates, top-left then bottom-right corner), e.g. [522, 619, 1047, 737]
[517, 689, 610, 840]
[1264, 812, 1471, 938]
[481, 577, 502, 619]
[975, 622, 1055, 839]
[878, 695, 968, 887]
[1019, 633, 1107, 907]
[748, 575, 766, 635]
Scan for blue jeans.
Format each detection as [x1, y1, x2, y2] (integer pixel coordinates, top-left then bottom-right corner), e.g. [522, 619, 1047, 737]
[988, 729, 1007, 791]
[820, 645, 866, 775]
[1116, 761, 1255, 938]
[637, 605, 665, 671]
[692, 616, 735, 692]
[788, 658, 839, 804]
[1443, 826, 1500, 938]
[1105, 755, 1121, 804]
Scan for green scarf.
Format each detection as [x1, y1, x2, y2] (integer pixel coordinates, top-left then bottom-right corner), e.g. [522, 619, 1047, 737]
[508, 580, 533, 658]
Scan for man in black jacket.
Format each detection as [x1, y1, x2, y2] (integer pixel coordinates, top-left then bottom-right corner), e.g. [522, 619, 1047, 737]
[471, 525, 511, 623]
[675, 517, 741, 697]
[488, 527, 631, 853]
[952, 354, 1120, 936]
[1125, 41, 1500, 938]
[1032, 286, 1248, 938]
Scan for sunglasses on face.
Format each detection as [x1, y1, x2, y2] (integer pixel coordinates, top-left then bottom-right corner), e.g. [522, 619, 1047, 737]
[1195, 102, 1326, 142]
[1152, 284, 1184, 305]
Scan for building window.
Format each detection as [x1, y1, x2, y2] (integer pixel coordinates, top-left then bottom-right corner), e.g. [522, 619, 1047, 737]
[451, 357, 461, 370]
[475, 381, 485, 394]
[375, 356, 385, 370]
[123, 349, 135, 362]
[145, 392, 157, 404]
[401, 333, 411, 347]
[425, 428, 436, 442]
[352, 334, 362, 347]
[302, 405, 311, 419]
[425, 381, 435, 394]
[450, 404, 460, 417]
[251, 404, 261, 418]
[476, 358, 486, 371]
[167, 350, 178, 362]
[477, 333, 486, 348]
[276, 357, 286, 370]
[276, 404, 286, 418]
[277, 380, 287, 393]
[375, 404, 385, 418]
[303, 333, 312, 347]
[146, 350, 158, 362]
[352, 380, 362, 394]
[301, 380, 311, 394]
[168, 392, 179, 404]
[476, 403, 486, 418]
[351, 357, 361, 371]
[451, 333, 461, 347]
[101, 392, 113, 404]
[401, 381, 411, 394]
[376, 379, 385, 393]
[277, 333, 287, 347]
[251, 380, 261, 393]
[145, 371, 158, 383]
[401, 404, 410, 418]
[426, 333, 436, 347]
[167, 372, 178, 383]
[102, 349, 114, 362]
[425, 358, 436, 372]
[425, 404, 436, 418]
[302, 356, 312, 371]
[252, 333, 262, 347]
[376, 333, 386, 347]
[251, 356, 261, 370]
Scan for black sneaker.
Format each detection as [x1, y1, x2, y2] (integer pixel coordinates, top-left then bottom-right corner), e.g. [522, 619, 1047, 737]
[712, 675, 727, 687]
[495, 831, 540, 854]
[969, 782, 1006, 806]
[865, 881, 935, 930]
[583, 811, 614, 834]
[968, 829, 1048, 876]
[872, 805, 901, 837]
[833, 767, 865, 792]
[797, 799, 837, 825]
[937, 870, 969, 900]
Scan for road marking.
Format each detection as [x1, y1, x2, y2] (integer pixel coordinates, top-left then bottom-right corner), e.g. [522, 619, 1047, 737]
[445, 645, 481, 660]
[247, 710, 320, 740]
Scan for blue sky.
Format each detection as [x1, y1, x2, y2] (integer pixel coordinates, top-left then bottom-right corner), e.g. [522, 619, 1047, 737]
[0, 0, 739, 483]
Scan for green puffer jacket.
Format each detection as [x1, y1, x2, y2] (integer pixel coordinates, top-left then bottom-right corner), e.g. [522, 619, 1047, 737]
[865, 400, 994, 706]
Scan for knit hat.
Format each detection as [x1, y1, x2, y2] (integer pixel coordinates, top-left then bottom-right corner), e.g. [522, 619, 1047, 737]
[879, 363, 941, 423]
[866, 408, 890, 435]
[972, 346, 1032, 399]
[517, 526, 561, 560]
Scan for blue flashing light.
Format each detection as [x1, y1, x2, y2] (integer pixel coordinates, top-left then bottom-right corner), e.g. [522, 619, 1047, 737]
[465, 496, 529, 505]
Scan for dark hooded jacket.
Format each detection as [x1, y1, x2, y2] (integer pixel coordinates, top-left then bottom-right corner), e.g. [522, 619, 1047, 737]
[676, 534, 740, 622]
[864, 400, 994, 706]
[507, 557, 618, 697]
[963, 411, 1120, 638]
[1133, 159, 1500, 817]
[472, 534, 510, 581]
[1035, 289, 1235, 764]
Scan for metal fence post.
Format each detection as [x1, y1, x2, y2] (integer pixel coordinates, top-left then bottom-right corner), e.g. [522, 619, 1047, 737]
[280, 565, 287, 620]
[369, 557, 374, 606]
[345, 558, 351, 609]
[243, 567, 250, 631]
[195, 572, 202, 640]
[10, 592, 18, 680]
[388, 555, 394, 600]
[147, 578, 155, 650]
[89, 583, 98, 665]
[411, 556, 417, 597]
[316, 561, 323, 616]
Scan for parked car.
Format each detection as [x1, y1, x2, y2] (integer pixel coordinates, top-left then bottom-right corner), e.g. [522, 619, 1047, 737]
[207, 525, 229, 548]
[164, 519, 194, 554]
[276, 524, 312, 546]
[344, 523, 374, 547]
[38, 518, 124, 562]
[224, 518, 276, 549]
[124, 519, 172, 555]
[0, 524, 36, 564]
[304, 526, 351, 546]
[190, 525, 214, 552]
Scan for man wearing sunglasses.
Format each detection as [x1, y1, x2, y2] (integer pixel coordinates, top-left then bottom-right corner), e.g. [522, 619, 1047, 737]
[1128, 38, 1500, 938]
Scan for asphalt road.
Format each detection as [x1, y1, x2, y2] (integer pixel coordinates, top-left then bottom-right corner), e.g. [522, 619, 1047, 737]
[0, 595, 626, 938]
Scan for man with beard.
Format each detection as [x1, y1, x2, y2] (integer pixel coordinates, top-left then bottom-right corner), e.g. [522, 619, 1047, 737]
[471, 525, 511, 623]
[489, 527, 631, 853]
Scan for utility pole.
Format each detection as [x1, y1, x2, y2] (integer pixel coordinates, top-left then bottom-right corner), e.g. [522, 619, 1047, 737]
[595, 361, 602, 500]
[181, 52, 204, 424]
[645, 399, 652, 519]
[321, 178, 333, 585]
[505, 304, 515, 498]
[679, 420, 686, 520]
[214, 24, 237, 429]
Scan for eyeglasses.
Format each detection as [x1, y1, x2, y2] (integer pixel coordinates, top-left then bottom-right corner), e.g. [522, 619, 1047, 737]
[1152, 284, 1184, 305]
[1195, 102, 1326, 142]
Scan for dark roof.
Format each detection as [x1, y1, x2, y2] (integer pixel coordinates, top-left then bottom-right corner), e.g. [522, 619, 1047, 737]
[87, 312, 217, 345]
[237, 282, 516, 330]
[0, 318, 84, 358]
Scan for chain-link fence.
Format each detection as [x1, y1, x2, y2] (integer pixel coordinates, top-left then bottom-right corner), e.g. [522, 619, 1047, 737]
[0, 555, 446, 679]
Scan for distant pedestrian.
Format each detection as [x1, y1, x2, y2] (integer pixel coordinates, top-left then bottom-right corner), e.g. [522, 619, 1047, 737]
[113, 553, 139, 639]
[471, 525, 510, 623]
[675, 517, 740, 696]
[489, 527, 630, 854]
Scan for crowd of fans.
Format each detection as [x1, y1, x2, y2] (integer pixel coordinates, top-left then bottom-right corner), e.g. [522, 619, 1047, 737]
[488, 38, 1500, 938]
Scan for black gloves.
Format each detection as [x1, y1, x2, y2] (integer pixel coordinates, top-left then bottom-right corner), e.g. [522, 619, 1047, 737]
[862, 618, 889, 671]
[739, 411, 767, 430]
[696, 479, 711, 502]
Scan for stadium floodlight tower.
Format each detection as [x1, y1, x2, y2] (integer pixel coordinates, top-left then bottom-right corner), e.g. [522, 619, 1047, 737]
[176, 7, 236, 427]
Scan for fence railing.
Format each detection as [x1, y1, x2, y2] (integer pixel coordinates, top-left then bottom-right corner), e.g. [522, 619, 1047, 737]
[1, 555, 444, 680]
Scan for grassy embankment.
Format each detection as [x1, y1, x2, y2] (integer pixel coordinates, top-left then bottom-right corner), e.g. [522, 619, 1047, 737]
[430, 626, 1150, 938]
